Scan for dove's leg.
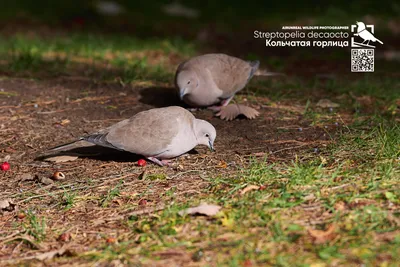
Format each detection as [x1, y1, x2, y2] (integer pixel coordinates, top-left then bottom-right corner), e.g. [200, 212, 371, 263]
[147, 157, 172, 166]
[161, 159, 172, 166]
[207, 106, 222, 112]
[221, 96, 234, 107]
[147, 157, 163, 166]
[207, 96, 234, 112]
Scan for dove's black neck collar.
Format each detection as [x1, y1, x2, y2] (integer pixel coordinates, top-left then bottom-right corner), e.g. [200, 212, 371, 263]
[358, 28, 366, 34]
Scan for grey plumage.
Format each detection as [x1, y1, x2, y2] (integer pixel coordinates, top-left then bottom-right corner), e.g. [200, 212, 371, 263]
[45, 106, 216, 166]
[82, 134, 121, 151]
[175, 53, 281, 120]
[175, 54, 259, 107]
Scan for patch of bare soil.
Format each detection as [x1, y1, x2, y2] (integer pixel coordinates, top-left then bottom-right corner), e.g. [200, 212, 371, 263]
[0, 76, 337, 264]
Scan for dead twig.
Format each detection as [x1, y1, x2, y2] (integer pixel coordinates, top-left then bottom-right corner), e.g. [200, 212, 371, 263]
[0, 136, 15, 145]
[271, 144, 311, 154]
[92, 204, 166, 226]
[326, 183, 352, 191]
[37, 108, 83, 114]
[15, 173, 139, 204]
[0, 231, 21, 244]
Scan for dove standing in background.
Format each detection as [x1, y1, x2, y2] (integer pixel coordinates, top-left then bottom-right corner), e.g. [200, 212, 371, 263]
[175, 53, 281, 120]
[355, 21, 383, 45]
[46, 106, 216, 166]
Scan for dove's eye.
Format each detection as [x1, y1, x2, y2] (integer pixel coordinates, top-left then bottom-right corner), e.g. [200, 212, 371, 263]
[187, 81, 191, 84]
[205, 133, 210, 138]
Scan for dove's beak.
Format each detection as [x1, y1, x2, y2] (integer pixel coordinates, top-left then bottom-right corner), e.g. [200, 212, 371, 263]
[179, 88, 187, 100]
[208, 140, 215, 152]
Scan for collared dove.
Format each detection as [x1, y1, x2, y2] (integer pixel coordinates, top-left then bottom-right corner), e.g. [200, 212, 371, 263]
[46, 106, 216, 166]
[175, 53, 281, 120]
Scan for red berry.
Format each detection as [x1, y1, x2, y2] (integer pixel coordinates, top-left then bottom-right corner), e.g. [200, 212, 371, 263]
[0, 162, 10, 171]
[58, 232, 71, 242]
[259, 185, 267, 190]
[137, 159, 146, 167]
[106, 237, 116, 244]
[138, 199, 147, 206]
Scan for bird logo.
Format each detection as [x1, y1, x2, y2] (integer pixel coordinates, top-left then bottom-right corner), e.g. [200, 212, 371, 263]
[351, 21, 383, 48]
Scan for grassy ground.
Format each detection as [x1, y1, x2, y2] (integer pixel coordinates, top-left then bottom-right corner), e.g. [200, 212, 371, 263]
[0, 4, 400, 266]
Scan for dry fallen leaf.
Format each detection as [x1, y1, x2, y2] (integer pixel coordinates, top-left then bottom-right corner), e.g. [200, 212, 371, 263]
[308, 224, 337, 244]
[178, 203, 221, 217]
[309, 263, 327, 267]
[113, 199, 123, 206]
[217, 160, 227, 168]
[252, 152, 267, 157]
[16, 173, 35, 181]
[316, 99, 340, 108]
[215, 232, 242, 241]
[334, 201, 347, 211]
[44, 155, 78, 163]
[348, 199, 376, 209]
[0, 198, 16, 212]
[349, 92, 375, 107]
[240, 185, 260, 195]
[60, 119, 70, 126]
[5, 234, 44, 250]
[39, 177, 54, 185]
[34, 247, 70, 261]
[374, 231, 400, 242]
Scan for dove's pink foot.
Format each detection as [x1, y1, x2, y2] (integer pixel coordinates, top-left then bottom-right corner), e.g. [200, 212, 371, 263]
[207, 96, 234, 112]
[207, 105, 222, 112]
[147, 157, 172, 167]
[216, 104, 260, 121]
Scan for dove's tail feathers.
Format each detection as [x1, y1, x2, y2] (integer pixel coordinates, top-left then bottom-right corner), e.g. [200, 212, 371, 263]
[376, 38, 383, 44]
[48, 138, 86, 152]
[249, 60, 260, 70]
[83, 134, 122, 151]
[254, 69, 286, 77]
[248, 60, 260, 80]
[37, 138, 96, 158]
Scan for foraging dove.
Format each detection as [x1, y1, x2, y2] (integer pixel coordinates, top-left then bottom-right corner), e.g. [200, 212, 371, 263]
[175, 53, 281, 120]
[46, 106, 216, 166]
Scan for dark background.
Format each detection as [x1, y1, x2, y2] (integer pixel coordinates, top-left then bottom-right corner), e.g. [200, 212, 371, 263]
[0, 1, 398, 80]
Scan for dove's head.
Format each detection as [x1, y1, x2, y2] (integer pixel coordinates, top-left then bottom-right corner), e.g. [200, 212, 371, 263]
[194, 119, 216, 152]
[176, 69, 199, 100]
[356, 21, 366, 29]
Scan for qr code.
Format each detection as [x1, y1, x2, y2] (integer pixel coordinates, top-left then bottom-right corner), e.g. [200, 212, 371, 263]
[351, 49, 374, 72]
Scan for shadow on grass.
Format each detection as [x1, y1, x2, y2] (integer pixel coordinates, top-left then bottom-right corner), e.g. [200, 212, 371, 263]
[139, 86, 183, 108]
[36, 143, 200, 163]
[1, 54, 172, 83]
[35, 145, 139, 162]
